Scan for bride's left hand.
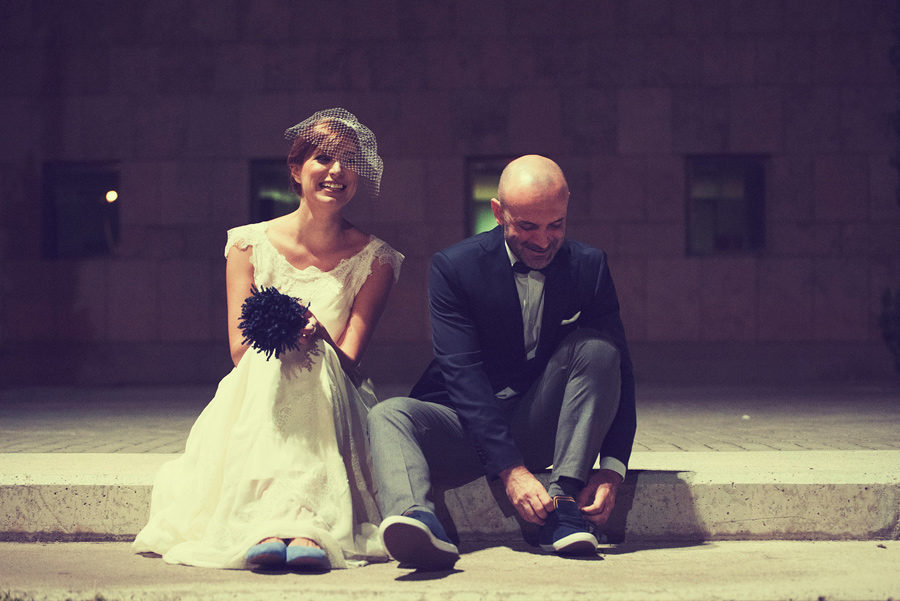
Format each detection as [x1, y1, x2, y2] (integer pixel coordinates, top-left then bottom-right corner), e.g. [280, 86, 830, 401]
[297, 312, 321, 347]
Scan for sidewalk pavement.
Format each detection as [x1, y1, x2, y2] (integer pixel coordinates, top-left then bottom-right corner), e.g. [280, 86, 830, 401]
[0, 382, 898, 600]
[2, 382, 899, 454]
[1, 540, 897, 601]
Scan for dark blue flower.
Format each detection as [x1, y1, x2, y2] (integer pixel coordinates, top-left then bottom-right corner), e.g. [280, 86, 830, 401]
[238, 286, 309, 360]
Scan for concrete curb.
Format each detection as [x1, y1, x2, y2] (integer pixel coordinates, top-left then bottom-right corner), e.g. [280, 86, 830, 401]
[2, 451, 898, 542]
[441, 451, 900, 542]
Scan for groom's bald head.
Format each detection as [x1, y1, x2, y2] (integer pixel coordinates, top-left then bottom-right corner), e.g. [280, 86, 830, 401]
[492, 155, 569, 270]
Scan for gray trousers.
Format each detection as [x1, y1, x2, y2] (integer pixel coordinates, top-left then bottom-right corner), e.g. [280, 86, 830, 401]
[367, 329, 622, 518]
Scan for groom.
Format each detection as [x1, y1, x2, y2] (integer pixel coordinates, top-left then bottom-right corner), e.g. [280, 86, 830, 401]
[368, 154, 636, 570]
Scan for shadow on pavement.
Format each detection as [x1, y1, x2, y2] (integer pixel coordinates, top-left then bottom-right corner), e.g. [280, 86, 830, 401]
[598, 540, 710, 555]
[394, 567, 464, 581]
[443, 468, 708, 557]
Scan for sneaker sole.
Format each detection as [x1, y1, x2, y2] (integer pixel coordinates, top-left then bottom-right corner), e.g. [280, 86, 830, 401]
[246, 543, 286, 567]
[540, 531, 598, 555]
[380, 516, 460, 570]
[285, 556, 329, 570]
[247, 551, 285, 567]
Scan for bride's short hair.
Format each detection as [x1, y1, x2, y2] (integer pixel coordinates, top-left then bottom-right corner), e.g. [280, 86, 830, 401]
[284, 108, 382, 198]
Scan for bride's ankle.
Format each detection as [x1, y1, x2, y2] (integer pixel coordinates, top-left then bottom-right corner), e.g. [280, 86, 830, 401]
[258, 536, 283, 545]
[288, 537, 320, 549]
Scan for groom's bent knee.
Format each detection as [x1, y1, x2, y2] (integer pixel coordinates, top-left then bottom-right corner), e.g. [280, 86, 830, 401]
[368, 396, 417, 434]
[565, 328, 621, 373]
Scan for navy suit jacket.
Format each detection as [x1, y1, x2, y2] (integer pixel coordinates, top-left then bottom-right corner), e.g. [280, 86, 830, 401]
[410, 226, 636, 477]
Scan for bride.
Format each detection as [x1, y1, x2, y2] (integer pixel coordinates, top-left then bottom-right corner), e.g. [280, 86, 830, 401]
[133, 108, 403, 571]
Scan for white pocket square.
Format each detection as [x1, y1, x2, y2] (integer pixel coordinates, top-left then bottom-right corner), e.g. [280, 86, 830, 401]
[560, 311, 581, 326]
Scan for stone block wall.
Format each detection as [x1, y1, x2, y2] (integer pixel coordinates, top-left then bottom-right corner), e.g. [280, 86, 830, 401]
[1, 0, 898, 385]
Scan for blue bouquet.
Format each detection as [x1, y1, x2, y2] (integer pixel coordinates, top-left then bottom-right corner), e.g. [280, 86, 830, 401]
[238, 286, 310, 360]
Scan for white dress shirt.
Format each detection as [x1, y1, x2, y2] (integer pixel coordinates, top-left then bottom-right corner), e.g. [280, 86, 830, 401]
[505, 244, 546, 361]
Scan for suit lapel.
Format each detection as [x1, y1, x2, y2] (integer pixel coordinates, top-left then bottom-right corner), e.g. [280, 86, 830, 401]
[481, 228, 527, 360]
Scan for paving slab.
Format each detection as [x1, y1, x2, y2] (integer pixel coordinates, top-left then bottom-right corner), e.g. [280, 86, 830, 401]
[1, 383, 899, 454]
[0, 541, 897, 601]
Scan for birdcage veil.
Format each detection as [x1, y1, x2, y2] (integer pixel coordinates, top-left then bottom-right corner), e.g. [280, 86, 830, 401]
[284, 108, 383, 197]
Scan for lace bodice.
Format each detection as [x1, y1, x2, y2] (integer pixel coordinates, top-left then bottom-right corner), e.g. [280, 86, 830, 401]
[225, 222, 403, 342]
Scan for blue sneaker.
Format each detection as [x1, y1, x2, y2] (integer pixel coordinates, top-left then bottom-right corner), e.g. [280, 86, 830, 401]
[246, 539, 286, 567]
[286, 542, 330, 571]
[539, 496, 598, 555]
[379, 509, 460, 570]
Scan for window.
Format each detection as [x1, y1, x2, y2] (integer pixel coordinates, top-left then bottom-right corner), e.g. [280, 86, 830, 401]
[42, 161, 120, 259]
[250, 159, 297, 222]
[466, 157, 512, 236]
[686, 155, 766, 256]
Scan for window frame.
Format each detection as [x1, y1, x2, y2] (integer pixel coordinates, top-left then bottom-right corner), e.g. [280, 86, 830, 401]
[42, 160, 121, 260]
[465, 156, 514, 238]
[249, 158, 298, 223]
[685, 154, 767, 257]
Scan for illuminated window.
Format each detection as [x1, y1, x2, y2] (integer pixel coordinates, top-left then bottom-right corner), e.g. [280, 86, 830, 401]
[250, 159, 297, 222]
[466, 157, 512, 236]
[42, 162, 120, 259]
[686, 155, 766, 256]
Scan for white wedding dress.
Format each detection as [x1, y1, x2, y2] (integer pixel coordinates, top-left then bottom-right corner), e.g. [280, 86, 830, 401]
[132, 222, 403, 569]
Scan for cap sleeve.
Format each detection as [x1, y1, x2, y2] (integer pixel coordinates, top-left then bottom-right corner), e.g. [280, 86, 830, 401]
[224, 223, 265, 257]
[370, 238, 404, 283]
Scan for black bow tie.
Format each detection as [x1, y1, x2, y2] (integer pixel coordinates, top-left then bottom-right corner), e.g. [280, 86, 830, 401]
[513, 261, 544, 275]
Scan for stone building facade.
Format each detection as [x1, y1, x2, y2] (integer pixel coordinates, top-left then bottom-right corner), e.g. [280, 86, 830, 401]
[1, 0, 898, 386]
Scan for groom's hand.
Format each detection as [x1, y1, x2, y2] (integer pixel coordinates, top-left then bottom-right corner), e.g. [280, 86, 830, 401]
[577, 469, 622, 526]
[499, 465, 554, 525]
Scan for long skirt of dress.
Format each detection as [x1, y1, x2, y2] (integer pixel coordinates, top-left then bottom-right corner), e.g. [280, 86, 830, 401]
[132, 341, 387, 569]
